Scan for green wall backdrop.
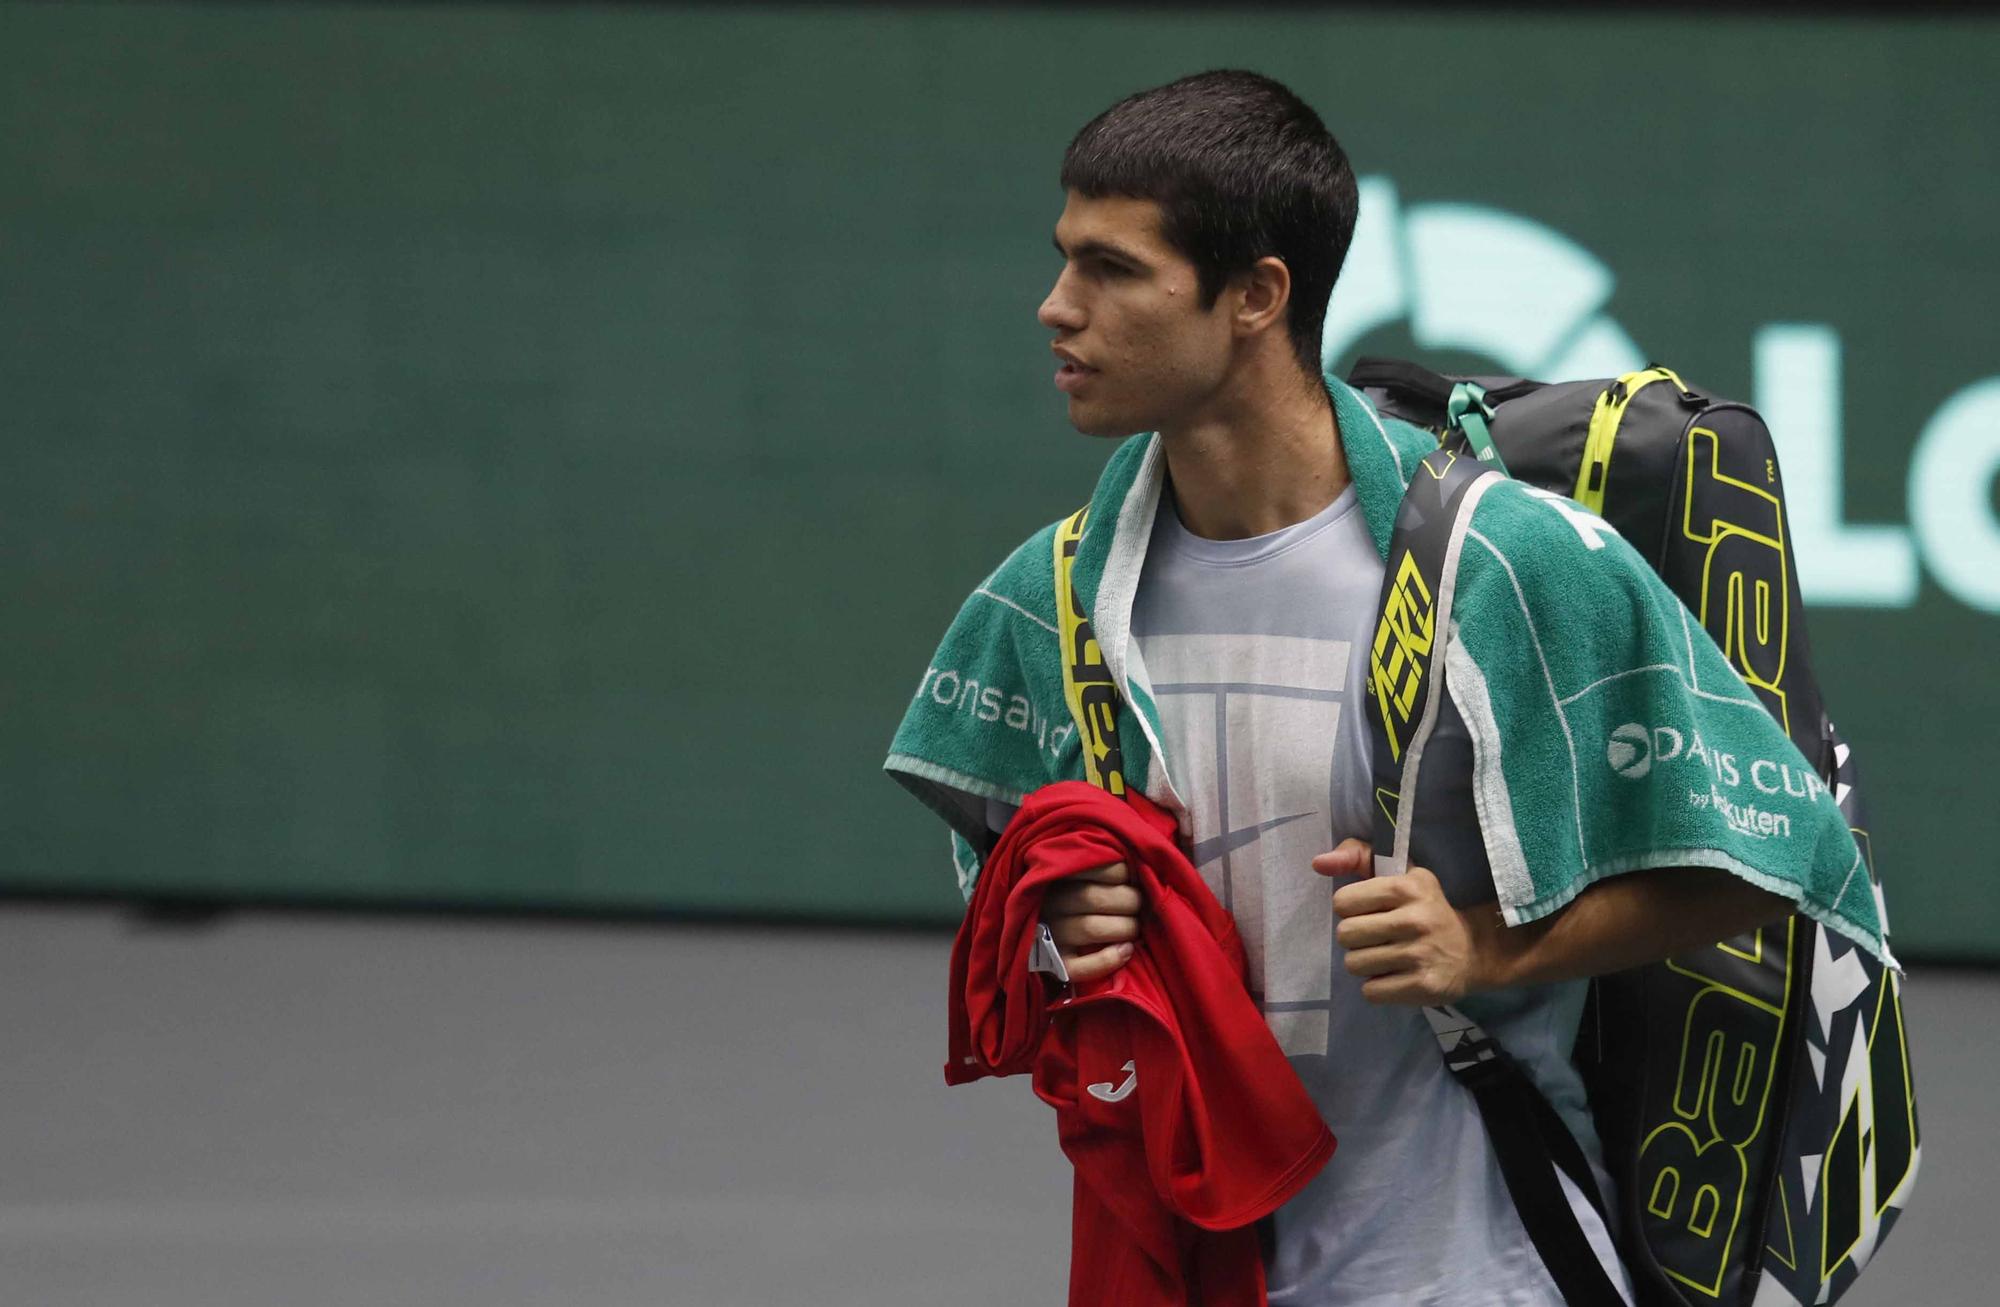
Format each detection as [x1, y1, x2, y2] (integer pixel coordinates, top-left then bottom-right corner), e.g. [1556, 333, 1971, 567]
[4, 4, 1997, 956]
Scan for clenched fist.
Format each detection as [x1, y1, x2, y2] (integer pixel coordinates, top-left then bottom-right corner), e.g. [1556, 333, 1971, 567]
[1313, 837, 1485, 1006]
[1040, 861, 1142, 983]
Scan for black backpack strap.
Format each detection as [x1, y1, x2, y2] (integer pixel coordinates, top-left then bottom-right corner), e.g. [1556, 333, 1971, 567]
[1462, 1040, 1625, 1304]
[1348, 357, 1546, 412]
[1367, 448, 1627, 1307]
[1365, 446, 1496, 863]
[1348, 355, 1457, 407]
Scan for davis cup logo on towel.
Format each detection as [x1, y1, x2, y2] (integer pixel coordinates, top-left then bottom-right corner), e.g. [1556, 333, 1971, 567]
[1606, 722, 1829, 800]
[1607, 721, 1832, 841]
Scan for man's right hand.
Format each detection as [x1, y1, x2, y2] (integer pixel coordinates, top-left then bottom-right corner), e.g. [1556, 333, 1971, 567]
[1040, 862, 1142, 982]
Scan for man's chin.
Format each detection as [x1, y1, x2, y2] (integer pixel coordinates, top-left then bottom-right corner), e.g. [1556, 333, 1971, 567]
[1065, 399, 1146, 440]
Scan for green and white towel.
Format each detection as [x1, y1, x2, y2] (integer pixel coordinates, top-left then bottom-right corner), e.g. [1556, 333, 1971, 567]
[884, 380, 1891, 964]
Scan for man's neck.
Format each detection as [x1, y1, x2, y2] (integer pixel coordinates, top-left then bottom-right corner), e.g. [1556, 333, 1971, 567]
[1158, 366, 1350, 541]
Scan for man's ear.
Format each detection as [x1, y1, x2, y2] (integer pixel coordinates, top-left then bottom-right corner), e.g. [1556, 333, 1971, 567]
[1232, 256, 1293, 340]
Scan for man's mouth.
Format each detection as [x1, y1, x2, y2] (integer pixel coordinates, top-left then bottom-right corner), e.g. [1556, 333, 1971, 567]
[1053, 348, 1097, 394]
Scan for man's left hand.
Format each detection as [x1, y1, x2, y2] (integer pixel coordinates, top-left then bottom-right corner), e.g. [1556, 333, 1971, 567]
[1313, 837, 1487, 1006]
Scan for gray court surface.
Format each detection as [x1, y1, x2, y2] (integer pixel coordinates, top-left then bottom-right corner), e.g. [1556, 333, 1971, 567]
[0, 907, 1984, 1306]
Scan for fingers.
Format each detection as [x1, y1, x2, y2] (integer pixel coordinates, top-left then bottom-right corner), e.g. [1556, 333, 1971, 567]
[1335, 907, 1415, 952]
[1329, 864, 1467, 1006]
[1040, 879, 1143, 919]
[1310, 838, 1372, 879]
[1043, 862, 1141, 951]
[1038, 861, 1143, 984]
[1332, 875, 1414, 919]
[1331, 864, 1442, 918]
[1341, 942, 1407, 980]
[1048, 912, 1140, 955]
[1342, 943, 1449, 1005]
[1062, 861, 1130, 886]
[1063, 941, 1135, 984]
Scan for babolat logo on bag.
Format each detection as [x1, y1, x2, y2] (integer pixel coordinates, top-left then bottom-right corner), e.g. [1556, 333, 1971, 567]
[1053, 508, 1126, 795]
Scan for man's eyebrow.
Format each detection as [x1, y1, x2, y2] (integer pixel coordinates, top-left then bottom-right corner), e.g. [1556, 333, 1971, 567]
[1052, 234, 1148, 266]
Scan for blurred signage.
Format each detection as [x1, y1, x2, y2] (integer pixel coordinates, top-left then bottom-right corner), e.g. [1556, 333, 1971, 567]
[1325, 178, 2000, 614]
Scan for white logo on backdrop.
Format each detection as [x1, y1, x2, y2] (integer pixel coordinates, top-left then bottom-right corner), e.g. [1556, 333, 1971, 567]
[1324, 177, 2000, 614]
[1320, 177, 1646, 382]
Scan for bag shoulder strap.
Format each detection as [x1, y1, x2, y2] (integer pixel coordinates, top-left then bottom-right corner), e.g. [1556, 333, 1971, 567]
[1052, 507, 1126, 795]
[1349, 355, 1458, 407]
[1367, 447, 1627, 1307]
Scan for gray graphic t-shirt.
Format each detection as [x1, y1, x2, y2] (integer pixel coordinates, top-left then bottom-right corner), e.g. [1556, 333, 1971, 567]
[1129, 485, 1630, 1307]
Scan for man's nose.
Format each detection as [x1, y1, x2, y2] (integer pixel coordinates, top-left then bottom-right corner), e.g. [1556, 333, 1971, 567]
[1038, 270, 1083, 333]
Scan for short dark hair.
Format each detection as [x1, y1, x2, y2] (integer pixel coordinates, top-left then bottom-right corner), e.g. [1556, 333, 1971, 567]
[1060, 70, 1358, 378]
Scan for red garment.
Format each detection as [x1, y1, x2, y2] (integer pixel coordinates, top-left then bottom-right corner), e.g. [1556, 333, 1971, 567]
[947, 781, 1334, 1306]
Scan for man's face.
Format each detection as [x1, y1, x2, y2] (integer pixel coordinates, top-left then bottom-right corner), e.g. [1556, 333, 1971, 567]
[1038, 192, 1236, 438]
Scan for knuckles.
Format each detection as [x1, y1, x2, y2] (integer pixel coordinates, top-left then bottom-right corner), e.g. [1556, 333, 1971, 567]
[1045, 881, 1142, 917]
[1051, 912, 1139, 948]
[1332, 876, 1419, 917]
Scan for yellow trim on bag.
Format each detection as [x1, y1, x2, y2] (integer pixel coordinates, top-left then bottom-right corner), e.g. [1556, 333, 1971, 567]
[1574, 367, 1691, 514]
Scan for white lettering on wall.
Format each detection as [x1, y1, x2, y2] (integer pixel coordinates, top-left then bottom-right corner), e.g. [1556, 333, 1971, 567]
[1909, 377, 2000, 613]
[1756, 324, 1919, 608]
